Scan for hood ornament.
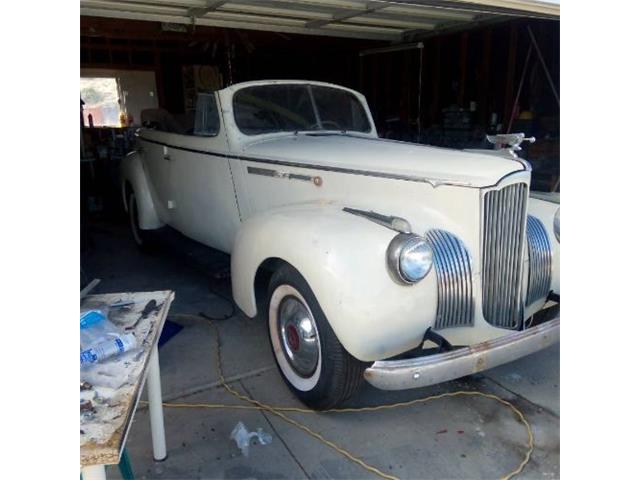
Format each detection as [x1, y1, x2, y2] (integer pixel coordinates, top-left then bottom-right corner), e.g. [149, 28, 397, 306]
[486, 133, 536, 158]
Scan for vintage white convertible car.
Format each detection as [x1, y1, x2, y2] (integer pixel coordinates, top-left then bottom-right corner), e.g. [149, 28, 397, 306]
[122, 80, 560, 409]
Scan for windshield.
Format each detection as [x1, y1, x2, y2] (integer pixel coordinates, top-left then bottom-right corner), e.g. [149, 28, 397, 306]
[233, 84, 371, 135]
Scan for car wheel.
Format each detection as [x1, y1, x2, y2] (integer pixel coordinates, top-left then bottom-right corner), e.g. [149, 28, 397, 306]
[128, 192, 152, 250]
[267, 264, 368, 410]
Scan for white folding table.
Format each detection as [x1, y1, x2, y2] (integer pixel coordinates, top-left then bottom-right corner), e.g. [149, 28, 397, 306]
[80, 290, 175, 480]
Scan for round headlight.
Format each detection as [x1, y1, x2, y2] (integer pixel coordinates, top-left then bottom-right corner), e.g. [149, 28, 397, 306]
[553, 207, 560, 242]
[387, 233, 434, 285]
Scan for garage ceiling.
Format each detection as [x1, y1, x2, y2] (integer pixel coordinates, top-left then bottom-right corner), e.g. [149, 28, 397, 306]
[80, 0, 560, 42]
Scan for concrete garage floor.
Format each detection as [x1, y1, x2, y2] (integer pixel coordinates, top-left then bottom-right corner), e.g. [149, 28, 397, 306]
[82, 220, 559, 480]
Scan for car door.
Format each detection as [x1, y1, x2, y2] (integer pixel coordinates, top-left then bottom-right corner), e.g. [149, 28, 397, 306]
[169, 93, 241, 253]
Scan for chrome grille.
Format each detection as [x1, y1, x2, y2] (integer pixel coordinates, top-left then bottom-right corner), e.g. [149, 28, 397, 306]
[526, 215, 552, 305]
[426, 230, 474, 329]
[482, 182, 528, 329]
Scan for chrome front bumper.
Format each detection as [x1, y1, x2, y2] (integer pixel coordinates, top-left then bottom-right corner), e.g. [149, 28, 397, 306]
[364, 317, 559, 390]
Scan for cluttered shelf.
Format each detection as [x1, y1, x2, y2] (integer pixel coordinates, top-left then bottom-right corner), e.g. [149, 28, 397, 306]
[80, 290, 174, 467]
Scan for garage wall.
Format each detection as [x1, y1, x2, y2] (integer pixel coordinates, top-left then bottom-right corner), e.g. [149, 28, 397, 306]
[81, 17, 558, 129]
[80, 16, 559, 190]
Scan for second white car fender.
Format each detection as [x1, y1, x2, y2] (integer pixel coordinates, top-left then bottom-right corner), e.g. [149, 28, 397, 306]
[121, 151, 165, 231]
[231, 203, 438, 362]
[527, 197, 560, 296]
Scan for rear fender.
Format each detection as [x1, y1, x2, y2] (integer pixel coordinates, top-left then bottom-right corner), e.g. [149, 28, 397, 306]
[120, 151, 164, 230]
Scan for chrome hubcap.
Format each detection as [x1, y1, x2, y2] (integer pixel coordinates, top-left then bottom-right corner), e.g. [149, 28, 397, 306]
[278, 296, 319, 377]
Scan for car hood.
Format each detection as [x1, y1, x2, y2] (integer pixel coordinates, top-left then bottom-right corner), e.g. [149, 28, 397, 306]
[240, 134, 526, 188]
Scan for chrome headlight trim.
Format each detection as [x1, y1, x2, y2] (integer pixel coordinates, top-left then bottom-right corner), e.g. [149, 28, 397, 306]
[553, 207, 560, 242]
[386, 233, 434, 285]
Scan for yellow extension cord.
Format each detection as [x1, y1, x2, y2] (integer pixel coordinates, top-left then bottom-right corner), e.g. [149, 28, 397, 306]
[144, 315, 534, 480]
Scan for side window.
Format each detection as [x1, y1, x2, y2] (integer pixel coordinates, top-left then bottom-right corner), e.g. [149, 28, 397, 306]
[141, 108, 181, 133]
[193, 93, 220, 137]
[140, 94, 220, 136]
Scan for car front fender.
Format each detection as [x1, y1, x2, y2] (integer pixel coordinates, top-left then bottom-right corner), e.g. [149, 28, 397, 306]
[231, 203, 438, 362]
[120, 151, 164, 230]
[528, 196, 560, 296]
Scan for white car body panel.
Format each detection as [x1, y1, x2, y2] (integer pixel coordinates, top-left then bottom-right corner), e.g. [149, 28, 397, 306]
[241, 134, 526, 189]
[528, 196, 560, 295]
[121, 79, 560, 364]
[121, 150, 164, 230]
[232, 203, 438, 361]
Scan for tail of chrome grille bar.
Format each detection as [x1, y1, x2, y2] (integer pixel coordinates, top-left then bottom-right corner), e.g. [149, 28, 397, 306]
[425, 230, 474, 329]
[526, 215, 552, 305]
[482, 182, 528, 329]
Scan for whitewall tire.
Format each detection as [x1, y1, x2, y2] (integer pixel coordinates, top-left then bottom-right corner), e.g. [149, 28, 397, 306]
[269, 284, 322, 392]
[267, 263, 368, 409]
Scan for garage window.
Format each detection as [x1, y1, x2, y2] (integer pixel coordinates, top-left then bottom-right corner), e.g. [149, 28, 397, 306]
[80, 77, 122, 127]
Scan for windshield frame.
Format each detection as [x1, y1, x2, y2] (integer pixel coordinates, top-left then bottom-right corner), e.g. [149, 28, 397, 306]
[231, 83, 373, 136]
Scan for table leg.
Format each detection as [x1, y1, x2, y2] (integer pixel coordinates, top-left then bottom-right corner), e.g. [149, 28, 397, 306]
[81, 465, 106, 480]
[147, 344, 167, 461]
[118, 448, 135, 480]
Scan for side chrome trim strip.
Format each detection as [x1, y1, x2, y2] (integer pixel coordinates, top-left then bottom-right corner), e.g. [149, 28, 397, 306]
[136, 135, 526, 189]
[425, 230, 474, 330]
[343, 208, 411, 233]
[247, 166, 322, 186]
[526, 215, 553, 305]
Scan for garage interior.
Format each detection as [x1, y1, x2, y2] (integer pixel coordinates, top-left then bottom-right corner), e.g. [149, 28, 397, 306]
[80, 1, 560, 479]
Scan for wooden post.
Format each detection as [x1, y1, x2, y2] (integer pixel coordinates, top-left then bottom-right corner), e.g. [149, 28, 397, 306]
[429, 37, 441, 126]
[384, 52, 392, 119]
[503, 24, 518, 129]
[402, 49, 409, 124]
[457, 32, 468, 107]
[358, 53, 364, 94]
[153, 40, 165, 110]
[479, 28, 492, 127]
[107, 37, 113, 65]
[371, 55, 379, 118]
[417, 45, 424, 141]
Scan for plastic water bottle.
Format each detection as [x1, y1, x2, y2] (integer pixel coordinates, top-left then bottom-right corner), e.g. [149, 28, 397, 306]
[80, 309, 107, 329]
[80, 333, 137, 367]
